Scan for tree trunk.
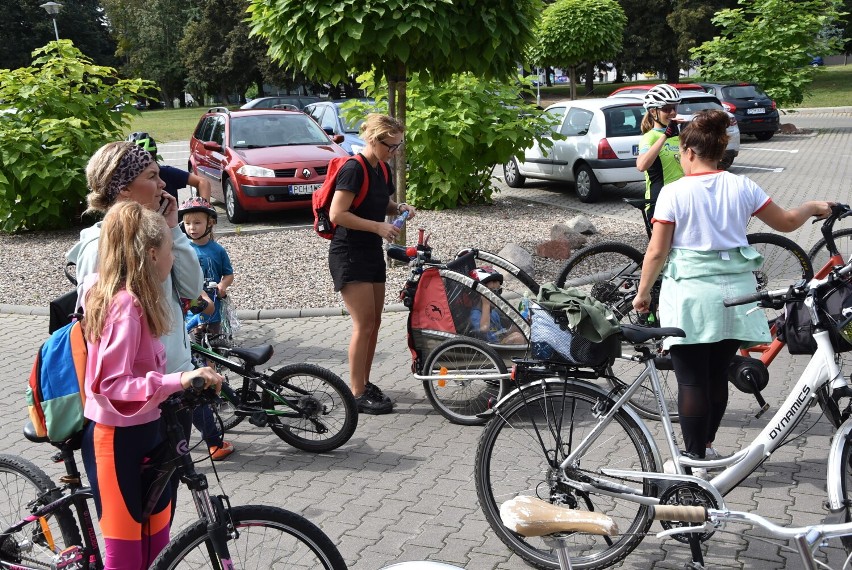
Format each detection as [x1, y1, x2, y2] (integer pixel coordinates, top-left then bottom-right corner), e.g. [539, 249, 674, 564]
[569, 66, 577, 100]
[585, 62, 595, 95]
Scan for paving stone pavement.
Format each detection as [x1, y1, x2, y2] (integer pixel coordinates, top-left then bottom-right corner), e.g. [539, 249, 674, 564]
[2, 309, 851, 570]
[2, 110, 852, 569]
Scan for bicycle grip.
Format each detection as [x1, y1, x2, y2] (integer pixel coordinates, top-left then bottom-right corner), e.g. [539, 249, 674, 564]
[651, 505, 707, 523]
[191, 376, 205, 391]
[723, 290, 768, 307]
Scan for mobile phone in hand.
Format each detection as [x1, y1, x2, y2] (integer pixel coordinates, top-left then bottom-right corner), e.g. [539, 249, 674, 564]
[157, 196, 168, 214]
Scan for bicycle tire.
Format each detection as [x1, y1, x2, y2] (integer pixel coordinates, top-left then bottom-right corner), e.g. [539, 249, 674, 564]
[150, 504, 347, 570]
[555, 242, 645, 324]
[807, 228, 852, 272]
[839, 435, 852, 554]
[0, 454, 82, 566]
[421, 337, 509, 425]
[474, 381, 656, 570]
[747, 232, 814, 323]
[262, 363, 358, 453]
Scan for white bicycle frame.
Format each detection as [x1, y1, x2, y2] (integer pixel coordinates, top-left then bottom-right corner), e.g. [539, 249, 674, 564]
[523, 326, 849, 510]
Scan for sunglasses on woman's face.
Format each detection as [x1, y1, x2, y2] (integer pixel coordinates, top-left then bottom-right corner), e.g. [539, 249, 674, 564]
[380, 140, 402, 152]
[660, 105, 677, 113]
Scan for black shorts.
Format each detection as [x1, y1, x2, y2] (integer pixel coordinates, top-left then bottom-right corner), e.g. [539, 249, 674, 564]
[329, 243, 386, 292]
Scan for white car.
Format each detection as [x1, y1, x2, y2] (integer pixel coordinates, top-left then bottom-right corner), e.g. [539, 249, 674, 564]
[503, 98, 646, 203]
[609, 90, 741, 170]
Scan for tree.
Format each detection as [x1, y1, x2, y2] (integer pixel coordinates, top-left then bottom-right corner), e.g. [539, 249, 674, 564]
[668, 0, 739, 72]
[0, 41, 152, 232]
[0, 0, 117, 70]
[692, 0, 847, 106]
[247, 0, 542, 209]
[610, 0, 678, 83]
[528, 0, 627, 99]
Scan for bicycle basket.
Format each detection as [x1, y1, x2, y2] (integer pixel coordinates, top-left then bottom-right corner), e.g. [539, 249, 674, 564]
[529, 303, 620, 367]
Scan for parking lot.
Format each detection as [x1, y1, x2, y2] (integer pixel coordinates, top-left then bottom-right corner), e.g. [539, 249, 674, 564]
[4, 109, 851, 570]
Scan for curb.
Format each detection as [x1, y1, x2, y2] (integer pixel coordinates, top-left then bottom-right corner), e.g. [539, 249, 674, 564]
[0, 302, 411, 321]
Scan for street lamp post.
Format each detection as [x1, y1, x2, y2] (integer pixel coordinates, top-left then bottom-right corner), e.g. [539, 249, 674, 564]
[40, 2, 63, 42]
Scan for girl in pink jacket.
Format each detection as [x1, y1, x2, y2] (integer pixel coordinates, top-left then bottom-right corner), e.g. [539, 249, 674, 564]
[80, 201, 222, 570]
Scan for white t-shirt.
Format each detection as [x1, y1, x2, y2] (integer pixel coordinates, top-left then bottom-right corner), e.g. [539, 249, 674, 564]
[651, 171, 771, 251]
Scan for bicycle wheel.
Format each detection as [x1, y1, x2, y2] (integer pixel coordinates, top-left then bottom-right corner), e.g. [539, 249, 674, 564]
[555, 242, 645, 323]
[838, 435, 852, 553]
[421, 338, 509, 426]
[808, 228, 852, 272]
[607, 355, 679, 423]
[475, 381, 656, 570]
[747, 233, 814, 322]
[262, 363, 358, 453]
[150, 504, 347, 570]
[0, 454, 82, 567]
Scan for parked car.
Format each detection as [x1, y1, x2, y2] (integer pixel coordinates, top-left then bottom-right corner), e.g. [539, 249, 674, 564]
[188, 107, 349, 223]
[809, 55, 825, 67]
[304, 99, 372, 155]
[609, 83, 706, 97]
[698, 82, 780, 140]
[503, 98, 647, 203]
[609, 89, 741, 169]
[240, 96, 323, 111]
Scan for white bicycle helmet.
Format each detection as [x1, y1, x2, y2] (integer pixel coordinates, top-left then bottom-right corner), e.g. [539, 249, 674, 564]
[643, 84, 682, 110]
[470, 266, 503, 287]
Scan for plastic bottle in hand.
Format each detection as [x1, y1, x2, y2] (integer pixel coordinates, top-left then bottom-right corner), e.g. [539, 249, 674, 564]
[392, 210, 410, 229]
[519, 291, 531, 321]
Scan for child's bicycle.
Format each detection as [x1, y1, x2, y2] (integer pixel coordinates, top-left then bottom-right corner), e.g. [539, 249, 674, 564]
[191, 330, 358, 453]
[0, 383, 348, 570]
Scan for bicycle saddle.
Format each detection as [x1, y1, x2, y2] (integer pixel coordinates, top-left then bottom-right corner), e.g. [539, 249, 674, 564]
[620, 324, 685, 344]
[228, 345, 274, 366]
[500, 495, 619, 537]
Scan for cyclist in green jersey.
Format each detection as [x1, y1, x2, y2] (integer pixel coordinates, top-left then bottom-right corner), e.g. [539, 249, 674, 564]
[637, 84, 684, 219]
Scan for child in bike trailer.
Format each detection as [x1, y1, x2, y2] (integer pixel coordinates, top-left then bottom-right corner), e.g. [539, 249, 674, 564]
[469, 267, 526, 345]
[178, 197, 236, 461]
[179, 197, 235, 340]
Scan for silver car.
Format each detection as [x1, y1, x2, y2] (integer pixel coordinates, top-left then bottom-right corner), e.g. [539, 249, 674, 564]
[503, 98, 646, 203]
[609, 90, 741, 169]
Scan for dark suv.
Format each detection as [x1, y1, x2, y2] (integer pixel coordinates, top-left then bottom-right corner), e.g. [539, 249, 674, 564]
[699, 82, 779, 140]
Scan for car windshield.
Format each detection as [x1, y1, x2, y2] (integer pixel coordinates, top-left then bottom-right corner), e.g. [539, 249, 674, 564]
[229, 114, 329, 148]
[722, 85, 768, 100]
[677, 98, 723, 115]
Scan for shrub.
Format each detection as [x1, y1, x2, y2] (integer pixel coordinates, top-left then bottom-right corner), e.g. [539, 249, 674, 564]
[0, 41, 154, 232]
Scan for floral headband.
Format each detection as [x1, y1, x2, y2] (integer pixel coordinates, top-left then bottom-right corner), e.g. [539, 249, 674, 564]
[106, 144, 154, 202]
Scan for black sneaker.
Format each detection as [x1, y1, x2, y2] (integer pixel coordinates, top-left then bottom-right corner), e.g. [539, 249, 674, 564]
[365, 382, 391, 403]
[355, 393, 393, 415]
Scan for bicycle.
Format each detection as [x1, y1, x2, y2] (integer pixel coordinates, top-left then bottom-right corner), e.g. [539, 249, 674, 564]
[0, 384, 348, 570]
[651, 503, 852, 570]
[474, 253, 852, 569]
[190, 331, 359, 453]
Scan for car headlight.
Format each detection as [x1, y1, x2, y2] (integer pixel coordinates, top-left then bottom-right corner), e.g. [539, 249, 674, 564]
[237, 165, 276, 178]
[350, 143, 365, 155]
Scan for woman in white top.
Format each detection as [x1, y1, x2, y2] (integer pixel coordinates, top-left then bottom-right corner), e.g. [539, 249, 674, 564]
[632, 109, 831, 461]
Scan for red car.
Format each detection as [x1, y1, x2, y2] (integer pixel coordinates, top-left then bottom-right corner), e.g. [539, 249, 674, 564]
[608, 83, 706, 97]
[189, 107, 349, 223]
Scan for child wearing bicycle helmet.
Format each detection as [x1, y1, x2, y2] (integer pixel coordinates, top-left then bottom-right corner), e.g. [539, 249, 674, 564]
[469, 267, 525, 345]
[127, 132, 212, 201]
[179, 197, 234, 336]
[636, 84, 685, 219]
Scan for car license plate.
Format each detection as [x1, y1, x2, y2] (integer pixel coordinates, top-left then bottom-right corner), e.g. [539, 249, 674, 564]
[290, 183, 321, 195]
[746, 108, 766, 115]
[632, 145, 639, 156]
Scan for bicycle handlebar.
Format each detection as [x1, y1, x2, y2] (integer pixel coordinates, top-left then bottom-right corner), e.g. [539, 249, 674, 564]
[723, 288, 788, 308]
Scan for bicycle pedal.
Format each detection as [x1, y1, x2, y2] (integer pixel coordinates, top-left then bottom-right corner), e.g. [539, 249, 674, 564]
[249, 412, 268, 427]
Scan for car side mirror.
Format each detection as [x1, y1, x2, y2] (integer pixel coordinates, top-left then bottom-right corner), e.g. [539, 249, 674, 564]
[332, 135, 345, 144]
[203, 141, 223, 152]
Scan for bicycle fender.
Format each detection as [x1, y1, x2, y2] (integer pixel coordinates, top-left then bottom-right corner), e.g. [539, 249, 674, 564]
[489, 377, 663, 470]
[826, 415, 852, 513]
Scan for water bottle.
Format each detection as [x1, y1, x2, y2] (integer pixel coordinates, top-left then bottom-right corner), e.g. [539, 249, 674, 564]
[392, 209, 410, 229]
[519, 291, 531, 321]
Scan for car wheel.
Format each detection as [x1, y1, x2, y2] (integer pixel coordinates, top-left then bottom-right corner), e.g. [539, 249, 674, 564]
[754, 132, 774, 141]
[224, 179, 248, 224]
[574, 163, 602, 203]
[503, 157, 525, 188]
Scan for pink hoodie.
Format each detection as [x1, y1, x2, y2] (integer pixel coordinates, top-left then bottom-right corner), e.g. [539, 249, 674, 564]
[83, 286, 184, 427]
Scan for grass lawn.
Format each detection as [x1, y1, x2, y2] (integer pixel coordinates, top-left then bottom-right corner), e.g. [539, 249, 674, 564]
[133, 66, 850, 143]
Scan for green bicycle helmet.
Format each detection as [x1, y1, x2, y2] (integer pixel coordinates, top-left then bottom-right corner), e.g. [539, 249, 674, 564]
[127, 131, 158, 155]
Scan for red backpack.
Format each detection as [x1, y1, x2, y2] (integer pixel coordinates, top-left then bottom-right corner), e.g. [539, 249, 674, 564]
[312, 154, 390, 239]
